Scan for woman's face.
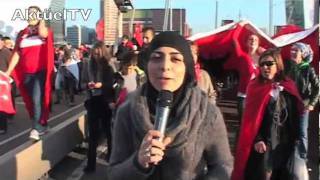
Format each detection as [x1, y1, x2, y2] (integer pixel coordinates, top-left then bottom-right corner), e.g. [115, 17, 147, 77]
[148, 47, 186, 92]
[92, 48, 102, 60]
[259, 55, 277, 80]
[290, 45, 303, 64]
[247, 34, 259, 50]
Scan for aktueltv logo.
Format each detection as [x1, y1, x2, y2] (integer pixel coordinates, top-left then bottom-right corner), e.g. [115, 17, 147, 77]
[11, 8, 92, 21]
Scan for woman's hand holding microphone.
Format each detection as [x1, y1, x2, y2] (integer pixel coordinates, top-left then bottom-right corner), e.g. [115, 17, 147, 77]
[137, 130, 171, 169]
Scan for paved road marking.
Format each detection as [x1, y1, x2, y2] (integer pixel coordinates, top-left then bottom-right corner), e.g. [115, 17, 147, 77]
[0, 103, 84, 147]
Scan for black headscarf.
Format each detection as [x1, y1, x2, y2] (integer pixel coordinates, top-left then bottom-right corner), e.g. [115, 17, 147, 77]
[144, 31, 196, 117]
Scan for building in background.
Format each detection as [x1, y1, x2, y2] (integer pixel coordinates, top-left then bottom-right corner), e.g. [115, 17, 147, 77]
[67, 25, 81, 48]
[122, 9, 191, 37]
[285, 0, 318, 28]
[81, 27, 96, 44]
[221, 20, 234, 26]
[48, 0, 66, 43]
[103, 0, 119, 45]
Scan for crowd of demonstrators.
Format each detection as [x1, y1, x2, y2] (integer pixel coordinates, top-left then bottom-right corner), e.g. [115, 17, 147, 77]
[81, 42, 115, 173]
[5, 6, 54, 141]
[232, 48, 307, 180]
[0, 14, 318, 179]
[284, 42, 319, 160]
[107, 31, 233, 180]
[189, 41, 217, 104]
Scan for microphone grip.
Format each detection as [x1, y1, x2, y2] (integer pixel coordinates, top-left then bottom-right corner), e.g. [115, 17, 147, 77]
[154, 106, 170, 142]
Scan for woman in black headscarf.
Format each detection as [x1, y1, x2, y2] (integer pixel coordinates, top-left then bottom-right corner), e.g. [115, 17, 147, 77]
[107, 31, 233, 180]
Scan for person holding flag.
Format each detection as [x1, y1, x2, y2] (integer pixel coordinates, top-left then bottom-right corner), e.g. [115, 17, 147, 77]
[0, 71, 15, 134]
[5, 6, 54, 140]
[232, 48, 305, 179]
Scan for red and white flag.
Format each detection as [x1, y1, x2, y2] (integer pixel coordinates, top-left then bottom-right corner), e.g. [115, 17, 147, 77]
[272, 24, 319, 73]
[189, 21, 319, 78]
[133, 23, 143, 47]
[96, 19, 104, 41]
[0, 71, 15, 115]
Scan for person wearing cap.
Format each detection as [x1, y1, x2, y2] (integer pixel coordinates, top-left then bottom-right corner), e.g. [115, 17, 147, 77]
[285, 42, 319, 160]
[107, 31, 233, 180]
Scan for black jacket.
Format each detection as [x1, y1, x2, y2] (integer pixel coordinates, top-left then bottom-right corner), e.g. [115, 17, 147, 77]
[285, 60, 319, 107]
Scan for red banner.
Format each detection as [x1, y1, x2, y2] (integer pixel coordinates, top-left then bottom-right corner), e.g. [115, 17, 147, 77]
[0, 71, 15, 115]
[96, 19, 104, 41]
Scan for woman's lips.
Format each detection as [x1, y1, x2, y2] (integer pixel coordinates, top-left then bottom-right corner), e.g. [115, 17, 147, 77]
[158, 77, 172, 85]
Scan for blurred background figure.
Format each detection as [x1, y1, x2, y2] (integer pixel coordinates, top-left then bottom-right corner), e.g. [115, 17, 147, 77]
[233, 48, 307, 180]
[189, 41, 217, 104]
[285, 42, 319, 160]
[138, 27, 155, 71]
[82, 41, 115, 173]
[115, 35, 134, 62]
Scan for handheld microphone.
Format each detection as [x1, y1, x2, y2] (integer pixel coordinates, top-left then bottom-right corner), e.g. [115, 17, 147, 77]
[154, 90, 173, 142]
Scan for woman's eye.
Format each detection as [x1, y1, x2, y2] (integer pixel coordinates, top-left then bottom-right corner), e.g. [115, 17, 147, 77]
[172, 57, 183, 62]
[150, 54, 162, 60]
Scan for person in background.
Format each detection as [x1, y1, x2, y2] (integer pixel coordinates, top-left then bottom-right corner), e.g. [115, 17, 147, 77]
[59, 48, 79, 106]
[189, 41, 216, 104]
[5, 6, 54, 141]
[82, 41, 115, 173]
[115, 35, 134, 62]
[137, 27, 155, 71]
[0, 34, 13, 134]
[232, 48, 305, 180]
[112, 52, 146, 110]
[107, 31, 233, 180]
[54, 46, 65, 104]
[232, 21, 266, 120]
[285, 42, 319, 160]
[2, 36, 14, 51]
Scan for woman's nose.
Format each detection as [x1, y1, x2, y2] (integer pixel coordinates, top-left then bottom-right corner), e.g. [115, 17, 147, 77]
[160, 55, 171, 71]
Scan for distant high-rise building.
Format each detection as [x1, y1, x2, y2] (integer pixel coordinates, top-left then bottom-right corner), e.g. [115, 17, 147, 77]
[103, 0, 119, 45]
[48, 0, 66, 43]
[67, 25, 81, 48]
[122, 9, 189, 36]
[285, 0, 304, 27]
[285, 0, 318, 28]
[221, 20, 234, 26]
[100, 0, 104, 18]
[81, 27, 96, 44]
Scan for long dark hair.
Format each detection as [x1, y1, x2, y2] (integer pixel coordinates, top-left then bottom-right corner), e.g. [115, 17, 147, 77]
[91, 41, 111, 65]
[258, 48, 286, 83]
[63, 48, 72, 63]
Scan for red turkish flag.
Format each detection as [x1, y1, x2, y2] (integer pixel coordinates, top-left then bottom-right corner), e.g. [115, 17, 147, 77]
[272, 24, 319, 73]
[0, 71, 15, 115]
[133, 23, 143, 47]
[189, 21, 275, 94]
[96, 19, 104, 41]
